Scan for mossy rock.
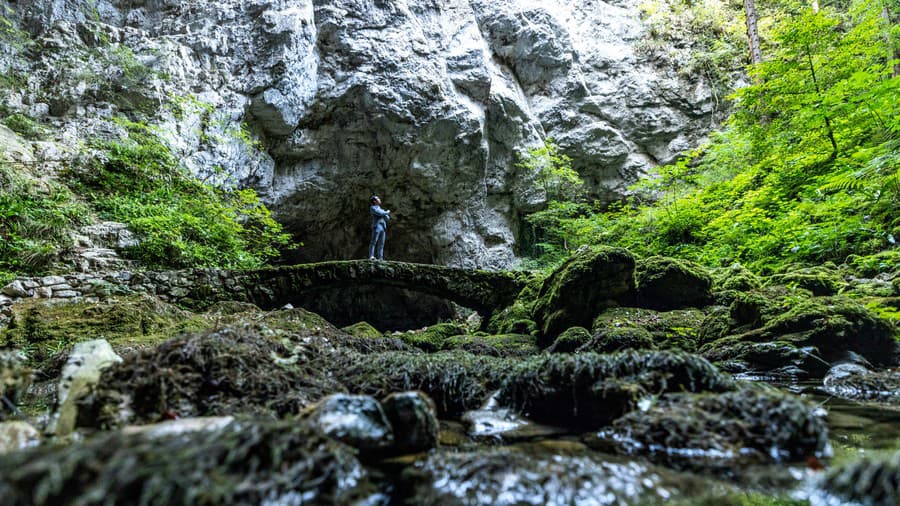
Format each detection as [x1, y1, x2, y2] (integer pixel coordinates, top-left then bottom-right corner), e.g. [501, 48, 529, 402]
[577, 327, 656, 354]
[729, 292, 770, 328]
[78, 326, 349, 428]
[398, 323, 468, 352]
[341, 322, 383, 339]
[486, 300, 537, 336]
[337, 351, 518, 418]
[820, 450, 900, 505]
[847, 250, 900, 277]
[442, 333, 539, 357]
[597, 388, 828, 470]
[697, 307, 732, 346]
[701, 340, 826, 377]
[766, 266, 845, 296]
[760, 296, 898, 366]
[711, 263, 761, 292]
[532, 246, 635, 346]
[823, 368, 900, 404]
[548, 326, 592, 353]
[592, 307, 705, 352]
[497, 350, 734, 429]
[0, 351, 31, 421]
[255, 307, 345, 337]
[635, 256, 712, 310]
[0, 419, 379, 505]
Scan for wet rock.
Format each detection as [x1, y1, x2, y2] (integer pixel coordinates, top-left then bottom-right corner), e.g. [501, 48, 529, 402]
[701, 340, 825, 378]
[592, 307, 706, 352]
[302, 394, 394, 454]
[1, 280, 30, 298]
[547, 326, 592, 353]
[635, 256, 713, 310]
[78, 326, 347, 428]
[497, 351, 734, 429]
[596, 388, 829, 470]
[533, 246, 635, 345]
[816, 450, 900, 506]
[337, 351, 517, 418]
[0, 419, 382, 505]
[381, 391, 439, 455]
[53, 339, 123, 436]
[823, 367, 900, 404]
[399, 444, 710, 506]
[0, 421, 41, 454]
[0, 351, 31, 421]
[341, 321, 383, 339]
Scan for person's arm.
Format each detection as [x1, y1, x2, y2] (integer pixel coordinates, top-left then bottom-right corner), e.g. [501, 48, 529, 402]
[372, 205, 391, 219]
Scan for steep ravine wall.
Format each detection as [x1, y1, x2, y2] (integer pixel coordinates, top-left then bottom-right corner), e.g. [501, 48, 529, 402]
[1, 0, 723, 268]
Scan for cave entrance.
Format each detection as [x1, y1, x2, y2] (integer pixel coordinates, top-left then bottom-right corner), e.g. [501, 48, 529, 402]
[287, 285, 474, 332]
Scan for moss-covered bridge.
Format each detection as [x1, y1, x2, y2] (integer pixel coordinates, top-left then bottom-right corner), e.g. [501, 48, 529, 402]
[2, 261, 528, 330]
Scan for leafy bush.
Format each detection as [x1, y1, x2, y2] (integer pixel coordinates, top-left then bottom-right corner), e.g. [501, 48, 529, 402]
[1, 114, 45, 140]
[66, 120, 294, 269]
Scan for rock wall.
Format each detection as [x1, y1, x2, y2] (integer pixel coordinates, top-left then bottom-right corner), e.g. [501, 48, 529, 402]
[1, 0, 722, 268]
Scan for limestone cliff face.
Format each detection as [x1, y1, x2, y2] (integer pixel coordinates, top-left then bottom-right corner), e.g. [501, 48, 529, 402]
[1, 0, 722, 268]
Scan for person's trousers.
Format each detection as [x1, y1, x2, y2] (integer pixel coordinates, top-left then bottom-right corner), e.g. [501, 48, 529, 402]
[369, 227, 386, 259]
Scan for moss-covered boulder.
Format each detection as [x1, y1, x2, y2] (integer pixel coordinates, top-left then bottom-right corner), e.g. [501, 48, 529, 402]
[766, 266, 845, 296]
[0, 419, 380, 505]
[548, 326, 592, 353]
[819, 450, 900, 505]
[592, 307, 706, 352]
[578, 327, 656, 354]
[77, 326, 348, 428]
[486, 272, 544, 336]
[397, 323, 468, 352]
[823, 368, 900, 404]
[301, 393, 394, 455]
[532, 246, 635, 346]
[341, 321, 383, 338]
[700, 339, 826, 377]
[635, 256, 712, 310]
[337, 351, 518, 418]
[0, 351, 30, 421]
[497, 351, 734, 429]
[697, 307, 731, 345]
[759, 297, 898, 365]
[381, 391, 439, 455]
[711, 263, 762, 292]
[442, 333, 539, 357]
[596, 388, 828, 470]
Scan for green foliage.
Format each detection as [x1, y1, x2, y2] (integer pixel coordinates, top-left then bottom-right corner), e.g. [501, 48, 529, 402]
[0, 113, 45, 140]
[525, 0, 900, 275]
[66, 120, 294, 269]
[0, 163, 92, 277]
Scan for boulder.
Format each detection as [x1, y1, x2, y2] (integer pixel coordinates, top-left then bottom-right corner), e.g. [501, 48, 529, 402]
[592, 307, 706, 352]
[635, 256, 712, 310]
[577, 327, 656, 354]
[302, 394, 394, 454]
[547, 326, 592, 353]
[497, 351, 734, 429]
[441, 333, 539, 357]
[766, 266, 845, 296]
[341, 322, 383, 339]
[711, 263, 761, 292]
[0, 351, 31, 421]
[0, 421, 41, 455]
[533, 246, 635, 345]
[823, 367, 900, 404]
[701, 340, 826, 378]
[54, 339, 123, 436]
[381, 391, 439, 455]
[596, 388, 829, 470]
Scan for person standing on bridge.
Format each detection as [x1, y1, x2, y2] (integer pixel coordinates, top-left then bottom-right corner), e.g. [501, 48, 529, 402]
[369, 195, 391, 260]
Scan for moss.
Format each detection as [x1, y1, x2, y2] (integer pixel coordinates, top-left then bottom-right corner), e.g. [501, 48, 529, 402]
[548, 326, 592, 353]
[0, 419, 378, 505]
[760, 296, 897, 365]
[397, 323, 468, 352]
[337, 351, 518, 418]
[592, 307, 706, 352]
[485, 300, 537, 336]
[497, 350, 734, 429]
[579, 327, 656, 353]
[341, 322, 383, 339]
[847, 250, 900, 278]
[697, 307, 731, 345]
[0, 113, 45, 141]
[729, 291, 769, 328]
[78, 326, 348, 428]
[821, 450, 900, 505]
[0, 351, 31, 420]
[766, 266, 845, 296]
[532, 246, 635, 345]
[598, 388, 828, 470]
[711, 263, 761, 292]
[442, 333, 539, 357]
[635, 256, 712, 310]
[1, 296, 210, 371]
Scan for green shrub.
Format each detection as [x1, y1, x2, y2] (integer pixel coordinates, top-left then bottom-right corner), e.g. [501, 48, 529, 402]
[1, 114, 45, 140]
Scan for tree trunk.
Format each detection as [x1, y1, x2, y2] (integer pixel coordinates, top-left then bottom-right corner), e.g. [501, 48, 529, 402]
[744, 0, 763, 65]
[883, 2, 900, 77]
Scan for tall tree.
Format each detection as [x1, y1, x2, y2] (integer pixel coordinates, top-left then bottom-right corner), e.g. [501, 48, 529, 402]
[744, 0, 764, 64]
